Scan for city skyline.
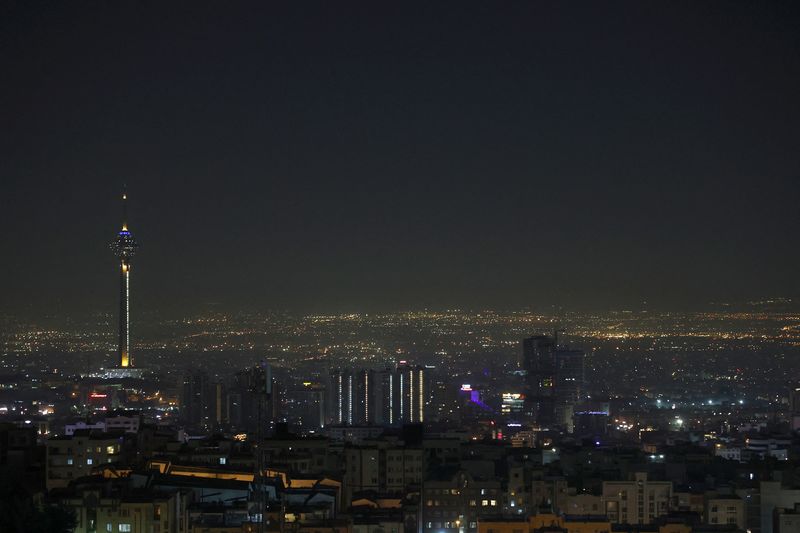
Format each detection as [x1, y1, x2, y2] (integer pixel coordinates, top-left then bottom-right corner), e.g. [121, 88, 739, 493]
[3, 4, 800, 533]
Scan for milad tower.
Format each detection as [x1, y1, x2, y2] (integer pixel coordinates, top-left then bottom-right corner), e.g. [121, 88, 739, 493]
[110, 188, 139, 368]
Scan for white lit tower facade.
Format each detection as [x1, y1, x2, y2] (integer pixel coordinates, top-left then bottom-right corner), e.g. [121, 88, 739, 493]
[110, 189, 138, 368]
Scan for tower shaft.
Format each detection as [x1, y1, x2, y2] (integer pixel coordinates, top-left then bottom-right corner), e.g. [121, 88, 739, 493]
[119, 260, 131, 367]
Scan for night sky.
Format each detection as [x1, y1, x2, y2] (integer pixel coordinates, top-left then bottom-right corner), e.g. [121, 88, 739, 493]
[1, 2, 799, 316]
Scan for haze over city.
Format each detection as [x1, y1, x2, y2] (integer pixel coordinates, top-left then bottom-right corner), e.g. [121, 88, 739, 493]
[2, 2, 799, 316]
[1, 3, 800, 533]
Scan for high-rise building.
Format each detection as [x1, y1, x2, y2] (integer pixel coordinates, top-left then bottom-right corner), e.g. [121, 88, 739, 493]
[522, 335, 585, 430]
[791, 386, 800, 431]
[286, 381, 326, 432]
[180, 370, 212, 430]
[354, 369, 378, 425]
[228, 363, 274, 433]
[396, 361, 425, 424]
[330, 369, 354, 425]
[328, 363, 425, 427]
[554, 348, 585, 431]
[109, 189, 138, 368]
[522, 335, 556, 426]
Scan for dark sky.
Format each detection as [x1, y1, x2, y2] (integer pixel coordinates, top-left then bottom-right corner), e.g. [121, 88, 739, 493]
[1, 1, 799, 316]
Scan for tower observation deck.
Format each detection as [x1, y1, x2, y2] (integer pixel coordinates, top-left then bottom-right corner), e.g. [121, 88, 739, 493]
[110, 189, 138, 368]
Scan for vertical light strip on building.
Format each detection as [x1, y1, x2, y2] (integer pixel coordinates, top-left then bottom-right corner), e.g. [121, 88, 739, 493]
[418, 369, 424, 422]
[338, 374, 343, 424]
[364, 372, 369, 422]
[409, 369, 414, 422]
[347, 374, 353, 425]
[388, 374, 393, 423]
[399, 373, 404, 421]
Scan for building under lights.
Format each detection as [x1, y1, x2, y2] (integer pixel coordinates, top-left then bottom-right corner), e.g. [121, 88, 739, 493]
[328, 362, 426, 427]
[109, 189, 138, 369]
[395, 361, 425, 424]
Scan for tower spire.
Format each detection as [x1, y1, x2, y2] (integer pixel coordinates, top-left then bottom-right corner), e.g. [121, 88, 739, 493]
[121, 184, 129, 231]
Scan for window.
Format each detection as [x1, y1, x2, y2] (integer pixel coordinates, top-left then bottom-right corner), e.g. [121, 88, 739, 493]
[119, 525, 131, 532]
[219, 457, 227, 465]
[490, 499, 497, 506]
[106, 524, 112, 532]
[67, 458, 73, 465]
[482, 499, 489, 506]
[86, 459, 93, 465]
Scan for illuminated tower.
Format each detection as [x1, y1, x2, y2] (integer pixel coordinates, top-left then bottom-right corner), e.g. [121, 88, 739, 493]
[110, 189, 138, 367]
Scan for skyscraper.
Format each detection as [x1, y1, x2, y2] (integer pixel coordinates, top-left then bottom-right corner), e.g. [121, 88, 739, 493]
[328, 364, 426, 427]
[330, 369, 354, 425]
[522, 335, 585, 430]
[396, 361, 425, 424]
[109, 189, 138, 368]
[522, 335, 557, 426]
[554, 349, 585, 431]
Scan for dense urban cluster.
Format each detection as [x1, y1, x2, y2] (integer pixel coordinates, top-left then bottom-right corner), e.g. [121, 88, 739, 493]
[1, 308, 800, 533]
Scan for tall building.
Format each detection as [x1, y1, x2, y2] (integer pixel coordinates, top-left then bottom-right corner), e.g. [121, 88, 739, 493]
[329, 369, 354, 426]
[396, 361, 425, 424]
[354, 369, 378, 425]
[286, 381, 327, 432]
[790, 386, 800, 431]
[227, 362, 274, 433]
[180, 370, 212, 430]
[522, 335, 585, 430]
[554, 348, 585, 431]
[109, 189, 138, 368]
[522, 335, 556, 426]
[328, 363, 425, 427]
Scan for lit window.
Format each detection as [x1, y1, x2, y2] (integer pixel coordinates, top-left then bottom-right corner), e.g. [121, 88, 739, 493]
[87, 459, 93, 465]
[482, 500, 489, 506]
[67, 458, 73, 465]
[119, 525, 131, 532]
[107, 446, 115, 454]
[491, 499, 497, 506]
[106, 525, 112, 532]
[219, 457, 227, 465]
